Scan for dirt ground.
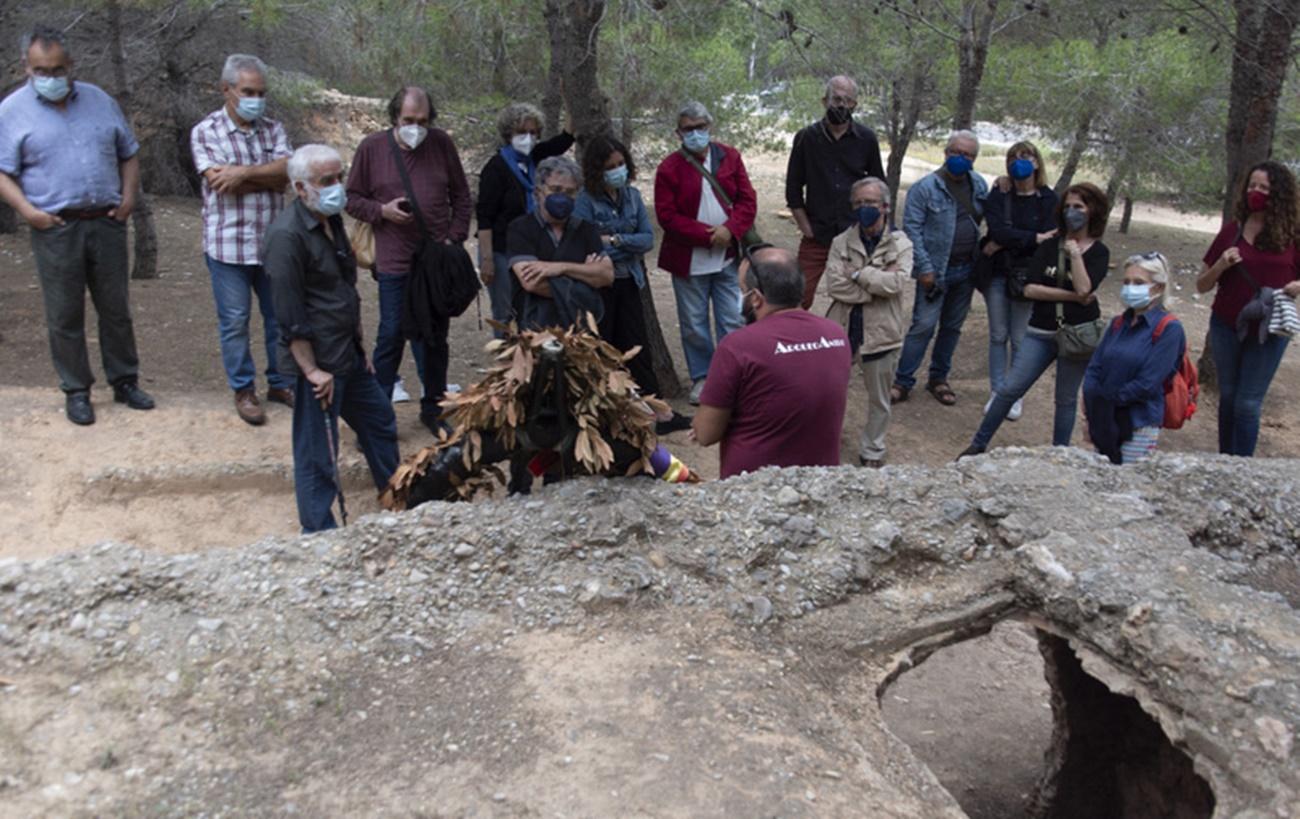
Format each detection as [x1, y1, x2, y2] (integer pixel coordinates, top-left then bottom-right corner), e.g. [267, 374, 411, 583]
[2, 148, 1297, 817]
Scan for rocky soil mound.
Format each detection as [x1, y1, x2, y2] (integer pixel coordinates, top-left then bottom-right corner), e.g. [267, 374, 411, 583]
[1, 448, 1297, 817]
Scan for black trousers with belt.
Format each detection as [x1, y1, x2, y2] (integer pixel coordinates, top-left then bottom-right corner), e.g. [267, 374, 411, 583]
[29, 216, 140, 393]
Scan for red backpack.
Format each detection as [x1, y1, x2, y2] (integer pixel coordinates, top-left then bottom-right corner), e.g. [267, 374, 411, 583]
[1108, 314, 1198, 430]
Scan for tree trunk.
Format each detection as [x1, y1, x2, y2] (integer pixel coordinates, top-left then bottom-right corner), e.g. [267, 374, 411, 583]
[952, 0, 998, 130]
[541, 7, 566, 139]
[131, 192, 159, 280]
[883, 57, 932, 214]
[1119, 196, 1133, 234]
[542, 0, 682, 395]
[107, 0, 159, 279]
[639, 284, 683, 398]
[1222, 0, 1300, 219]
[1054, 109, 1094, 196]
[543, 0, 611, 154]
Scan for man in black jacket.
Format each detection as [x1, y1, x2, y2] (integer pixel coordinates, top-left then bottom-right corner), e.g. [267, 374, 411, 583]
[265, 144, 399, 533]
[785, 75, 886, 310]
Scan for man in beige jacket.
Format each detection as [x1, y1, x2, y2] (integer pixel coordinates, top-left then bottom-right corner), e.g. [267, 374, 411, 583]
[824, 177, 913, 467]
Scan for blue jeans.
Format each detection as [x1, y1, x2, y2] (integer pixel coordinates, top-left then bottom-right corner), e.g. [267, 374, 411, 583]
[984, 277, 1032, 395]
[373, 272, 427, 396]
[971, 332, 1088, 450]
[205, 255, 288, 392]
[671, 262, 743, 381]
[894, 263, 975, 391]
[1208, 313, 1290, 456]
[291, 363, 399, 533]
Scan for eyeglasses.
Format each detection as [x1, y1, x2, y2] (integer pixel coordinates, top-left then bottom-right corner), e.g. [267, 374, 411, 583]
[1139, 251, 1167, 263]
[827, 95, 857, 106]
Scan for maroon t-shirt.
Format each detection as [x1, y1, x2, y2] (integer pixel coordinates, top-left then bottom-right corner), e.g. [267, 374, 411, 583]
[344, 128, 473, 274]
[1202, 221, 1300, 325]
[700, 310, 851, 479]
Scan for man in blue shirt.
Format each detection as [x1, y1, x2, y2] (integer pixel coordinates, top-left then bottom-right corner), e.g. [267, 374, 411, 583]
[0, 25, 153, 425]
[891, 130, 988, 408]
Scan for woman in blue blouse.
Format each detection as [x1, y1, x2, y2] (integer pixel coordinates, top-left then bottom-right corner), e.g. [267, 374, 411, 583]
[1083, 252, 1185, 464]
[574, 136, 690, 432]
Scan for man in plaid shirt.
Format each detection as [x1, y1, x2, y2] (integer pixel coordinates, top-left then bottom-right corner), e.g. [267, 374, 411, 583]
[191, 53, 293, 425]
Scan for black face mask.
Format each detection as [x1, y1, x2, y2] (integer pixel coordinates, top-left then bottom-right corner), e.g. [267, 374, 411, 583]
[826, 105, 853, 126]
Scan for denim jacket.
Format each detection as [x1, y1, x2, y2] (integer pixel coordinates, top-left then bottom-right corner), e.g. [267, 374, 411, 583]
[574, 185, 655, 288]
[902, 169, 989, 283]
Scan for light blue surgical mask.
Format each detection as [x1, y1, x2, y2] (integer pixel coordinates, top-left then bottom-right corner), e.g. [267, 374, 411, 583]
[681, 128, 710, 153]
[33, 75, 70, 103]
[312, 182, 346, 216]
[1120, 283, 1154, 310]
[236, 96, 266, 121]
[603, 164, 629, 189]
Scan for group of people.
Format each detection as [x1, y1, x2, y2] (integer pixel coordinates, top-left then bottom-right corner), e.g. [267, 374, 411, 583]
[3, 28, 1297, 532]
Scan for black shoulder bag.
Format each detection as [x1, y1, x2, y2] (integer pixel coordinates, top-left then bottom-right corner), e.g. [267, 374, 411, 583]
[387, 130, 479, 320]
[679, 148, 764, 251]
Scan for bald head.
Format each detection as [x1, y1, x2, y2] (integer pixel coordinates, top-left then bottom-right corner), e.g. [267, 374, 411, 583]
[745, 247, 803, 309]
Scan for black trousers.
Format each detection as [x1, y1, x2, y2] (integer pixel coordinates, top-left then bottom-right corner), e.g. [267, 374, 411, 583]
[599, 276, 660, 397]
[30, 217, 140, 392]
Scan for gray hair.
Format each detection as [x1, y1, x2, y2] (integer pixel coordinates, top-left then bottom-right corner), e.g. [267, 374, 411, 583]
[1123, 252, 1171, 287]
[947, 129, 980, 153]
[288, 144, 342, 186]
[850, 176, 889, 202]
[677, 101, 713, 127]
[823, 75, 859, 100]
[745, 247, 803, 309]
[222, 54, 267, 87]
[496, 102, 545, 144]
[21, 25, 68, 59]
[536, 155, 582, 189]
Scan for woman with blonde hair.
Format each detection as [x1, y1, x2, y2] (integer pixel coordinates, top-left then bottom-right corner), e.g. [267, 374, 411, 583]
[1083, 252, 1185, 464]
[978, 140, 1058, 420]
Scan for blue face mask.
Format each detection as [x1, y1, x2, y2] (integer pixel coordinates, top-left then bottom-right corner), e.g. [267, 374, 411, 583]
[856, 205, 883, 232]
[1120, 283, 1154, 310]
[33, 75, 70, 102]
[681, 128, 710, 153]
[311, 182, 346, 216]
[944, 154, 973, 176]
[603, 165, 629, 189]
[544, 193, 574, 220]
[1009, 158, 1035, 181]
[236, 96, 266, 121]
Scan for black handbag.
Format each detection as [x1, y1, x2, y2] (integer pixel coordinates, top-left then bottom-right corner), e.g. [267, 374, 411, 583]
[1053, 242, 1104, 360]
[387, 130, 479, 320]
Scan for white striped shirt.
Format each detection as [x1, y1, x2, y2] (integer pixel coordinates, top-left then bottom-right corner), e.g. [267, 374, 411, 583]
[190, 108, 292, 265]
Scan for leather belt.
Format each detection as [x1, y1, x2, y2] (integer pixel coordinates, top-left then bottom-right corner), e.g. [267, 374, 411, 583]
[58, 207, 114, 220]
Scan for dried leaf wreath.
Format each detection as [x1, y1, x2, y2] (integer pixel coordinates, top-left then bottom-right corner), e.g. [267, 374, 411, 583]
[382, 316, 672, 508]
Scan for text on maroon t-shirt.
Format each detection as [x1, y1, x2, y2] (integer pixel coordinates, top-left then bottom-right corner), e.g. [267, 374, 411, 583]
[699, 310, 852, 478]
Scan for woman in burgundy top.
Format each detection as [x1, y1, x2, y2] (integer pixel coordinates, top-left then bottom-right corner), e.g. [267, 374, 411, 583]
[1198, 160, 1300, 456]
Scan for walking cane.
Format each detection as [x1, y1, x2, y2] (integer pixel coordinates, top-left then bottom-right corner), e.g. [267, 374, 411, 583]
[320, 396, 349, 526]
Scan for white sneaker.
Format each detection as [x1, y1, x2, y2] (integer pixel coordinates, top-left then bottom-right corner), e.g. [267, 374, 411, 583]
[391, 378, 411, 404]
[1008, 399, 1023, 421]
[689, 378, 706, 406]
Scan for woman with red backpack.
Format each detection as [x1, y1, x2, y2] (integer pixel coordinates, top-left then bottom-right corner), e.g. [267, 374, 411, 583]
[1083, 253, 1187, 464]
[1198, 160, 1300, 456]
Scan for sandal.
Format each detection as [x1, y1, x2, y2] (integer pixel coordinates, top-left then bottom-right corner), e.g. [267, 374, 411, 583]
[889, 384, 910, 404]
[926, 381, 957, 406]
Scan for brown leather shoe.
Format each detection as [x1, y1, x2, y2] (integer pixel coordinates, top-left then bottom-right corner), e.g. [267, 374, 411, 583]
[234, 388, 266, 426]
[266, 387, 294, 409]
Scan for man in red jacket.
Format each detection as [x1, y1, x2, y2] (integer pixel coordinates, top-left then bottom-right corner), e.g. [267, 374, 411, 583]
[654, 101, 757, 405]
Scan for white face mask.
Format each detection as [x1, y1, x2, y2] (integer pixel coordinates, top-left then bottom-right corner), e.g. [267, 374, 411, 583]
[511, 133, 535, 156]
[398, 124, 427, 150]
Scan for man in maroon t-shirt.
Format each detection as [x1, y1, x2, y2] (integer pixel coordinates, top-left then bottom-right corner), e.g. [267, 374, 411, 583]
[691, 247, 851, 478]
